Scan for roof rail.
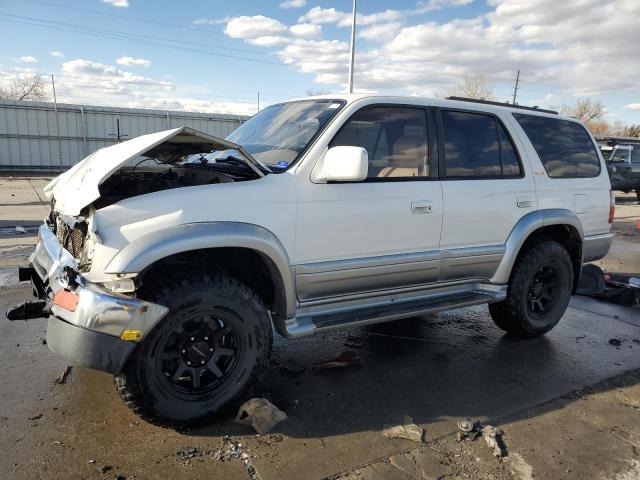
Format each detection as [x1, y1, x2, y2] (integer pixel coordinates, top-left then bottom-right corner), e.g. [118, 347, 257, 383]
[446, 96, 558, 115]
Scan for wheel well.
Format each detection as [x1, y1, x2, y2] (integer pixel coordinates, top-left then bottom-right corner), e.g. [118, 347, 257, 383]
[517, 225, 582, 291]
[136, 248, 287, 319]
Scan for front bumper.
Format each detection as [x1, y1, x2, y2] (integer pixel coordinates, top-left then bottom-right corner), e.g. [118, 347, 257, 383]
[24, 224, 169, 373]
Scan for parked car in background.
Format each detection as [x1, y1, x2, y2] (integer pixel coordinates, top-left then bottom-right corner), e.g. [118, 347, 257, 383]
[7, 95, 614, 425]
[598, 137, 640, 201]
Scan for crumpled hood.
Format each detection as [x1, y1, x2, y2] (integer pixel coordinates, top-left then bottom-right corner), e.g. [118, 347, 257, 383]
[44, 126, 263, 216]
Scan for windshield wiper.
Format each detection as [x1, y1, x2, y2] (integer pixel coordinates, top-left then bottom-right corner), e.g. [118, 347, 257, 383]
[217, 155, 272, 174]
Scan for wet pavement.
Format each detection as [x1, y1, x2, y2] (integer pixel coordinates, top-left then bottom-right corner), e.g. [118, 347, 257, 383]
[1, 178, 639, 479]
[1, 284, 639, 480]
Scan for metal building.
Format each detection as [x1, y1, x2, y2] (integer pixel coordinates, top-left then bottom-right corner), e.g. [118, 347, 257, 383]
[0, 99, 248, 172]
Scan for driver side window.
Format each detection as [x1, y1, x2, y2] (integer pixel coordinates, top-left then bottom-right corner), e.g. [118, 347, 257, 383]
[330, 107, 429, 180]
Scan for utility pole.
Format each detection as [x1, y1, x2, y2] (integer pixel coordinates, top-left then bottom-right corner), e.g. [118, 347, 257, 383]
[257, 90, 260, 112]
[108, 118, 128, 143]
[512, 68, 520, 105]
[50, 74, 63, 173]
[348, 0, 357, 93]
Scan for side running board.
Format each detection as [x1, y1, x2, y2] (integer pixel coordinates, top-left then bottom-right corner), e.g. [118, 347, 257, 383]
[312, 291, 492, 331]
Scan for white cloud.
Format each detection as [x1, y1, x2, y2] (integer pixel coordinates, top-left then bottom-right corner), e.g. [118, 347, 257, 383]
[279, 0, 306, 9]
[18, 56, 38, 63]
[624, 103, 640, 111]
[116, 56, 151, 67]
[50, 51, 65, 58]
[290, 23, 322, 39]
[358, 22, 402, 41]
[299, 7, 403, 28]
[101, 0, 129, 7]
[225, 15, 287, 39]
[247, 36, 289, 47]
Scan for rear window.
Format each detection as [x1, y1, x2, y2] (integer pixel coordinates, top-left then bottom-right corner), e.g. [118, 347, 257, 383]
[513, 113, 601, 178]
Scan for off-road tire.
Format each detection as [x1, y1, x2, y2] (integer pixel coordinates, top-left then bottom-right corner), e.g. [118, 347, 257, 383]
[115, 273, 272, 426]
[489, 240, 573, 338]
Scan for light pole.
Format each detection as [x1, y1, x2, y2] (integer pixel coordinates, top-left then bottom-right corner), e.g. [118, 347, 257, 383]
[348, 0, 357, 93]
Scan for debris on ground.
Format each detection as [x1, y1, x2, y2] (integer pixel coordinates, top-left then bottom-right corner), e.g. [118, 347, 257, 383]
[577, 265, 640, 306]
[457, 419, 506, 457]
[609, 338, 622, 347]
[55, 365, 72, 384]
[343, 335, 365, 348]
[279, 355, 307, 373]
[382, 415, 425, 443]
[176, 447, 201, 462]
[28, 413, 42, 420]
[14, 226, 26, 234]
[313, 350, 361, 370]
[235, 398, 287, 434]
[482, 425, 507, 458]
[96, 465, 112, 474]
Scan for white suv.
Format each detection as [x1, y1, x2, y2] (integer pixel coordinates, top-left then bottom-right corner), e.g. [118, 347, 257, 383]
[8, 95, 614, 425]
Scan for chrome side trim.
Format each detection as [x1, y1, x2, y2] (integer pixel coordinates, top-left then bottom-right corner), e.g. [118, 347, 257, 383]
[582, 233, 613, 263]
[491, 209, 584, 284]
[104, 222, 296, 320]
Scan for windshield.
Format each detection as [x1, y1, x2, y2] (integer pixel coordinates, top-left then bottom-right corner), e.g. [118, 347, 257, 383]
[224, 99, 344, 169]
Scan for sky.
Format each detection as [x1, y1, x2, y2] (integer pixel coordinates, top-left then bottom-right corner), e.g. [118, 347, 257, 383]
[0, 0, 638, 123]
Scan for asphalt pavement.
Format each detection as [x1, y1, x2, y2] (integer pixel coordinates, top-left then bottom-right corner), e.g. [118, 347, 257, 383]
[0, 177, 639, 480]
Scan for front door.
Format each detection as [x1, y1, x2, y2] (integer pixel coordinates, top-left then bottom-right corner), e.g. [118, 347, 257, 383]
[294, 105, 443, 301]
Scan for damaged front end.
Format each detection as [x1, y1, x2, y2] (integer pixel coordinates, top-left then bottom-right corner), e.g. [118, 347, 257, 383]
[8, 222, 169, 374]
[6, 126, 266, 374]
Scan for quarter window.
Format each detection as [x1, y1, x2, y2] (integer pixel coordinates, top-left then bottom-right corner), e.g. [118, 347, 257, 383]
[441, 111, 522, 178]
[513, 113, 601, 178]
[331, 107, 429, 179]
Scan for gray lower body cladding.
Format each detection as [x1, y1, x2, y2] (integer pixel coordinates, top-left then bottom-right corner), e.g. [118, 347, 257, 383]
[47, 317, 136, 375]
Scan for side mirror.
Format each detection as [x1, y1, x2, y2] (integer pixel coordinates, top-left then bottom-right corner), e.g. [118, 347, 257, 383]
[320, 146, 368, 182]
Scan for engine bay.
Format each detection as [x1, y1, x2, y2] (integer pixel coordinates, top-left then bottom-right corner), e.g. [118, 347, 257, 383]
[94, 163, 253, 209]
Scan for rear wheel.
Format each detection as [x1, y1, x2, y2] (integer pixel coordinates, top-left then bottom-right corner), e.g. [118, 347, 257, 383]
[115, 273, 272, 426]
[489, 240, 573, 338]
[636, 189, 640, 202]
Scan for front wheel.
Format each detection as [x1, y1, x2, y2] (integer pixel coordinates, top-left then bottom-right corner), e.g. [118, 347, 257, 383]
[115, 273, 272, 426]
[636, 189, 640, 203]
[489, 240, 573, 338]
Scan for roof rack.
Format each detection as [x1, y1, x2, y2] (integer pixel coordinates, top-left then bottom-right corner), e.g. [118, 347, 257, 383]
[596, 136, 640, 146]
[446, 96, 558, 115]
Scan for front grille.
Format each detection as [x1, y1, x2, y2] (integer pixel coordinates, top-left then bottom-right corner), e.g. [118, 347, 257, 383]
[55, 216, 87, 259]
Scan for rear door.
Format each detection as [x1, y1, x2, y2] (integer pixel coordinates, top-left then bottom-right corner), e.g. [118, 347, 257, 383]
[512, 113, 611, 237]
[435, 108, 536, 281]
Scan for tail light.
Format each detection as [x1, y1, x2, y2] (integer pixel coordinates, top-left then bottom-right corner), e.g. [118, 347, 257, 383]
[608, 189, 615, 224]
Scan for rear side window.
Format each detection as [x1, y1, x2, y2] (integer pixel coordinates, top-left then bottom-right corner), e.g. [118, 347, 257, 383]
[441, 110, 522, 178]
[513, 113, 601, 178]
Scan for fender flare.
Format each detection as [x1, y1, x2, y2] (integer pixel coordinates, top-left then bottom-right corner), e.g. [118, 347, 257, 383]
[491, 209, 584, 284]
[104, 222, 296, 319]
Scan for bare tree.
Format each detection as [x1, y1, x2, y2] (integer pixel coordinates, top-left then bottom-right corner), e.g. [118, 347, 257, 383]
[560, 98, 605, 123]
[0, 73, 48, 101]
[620, 124, 640, 138]
[447, 73, 495, 100]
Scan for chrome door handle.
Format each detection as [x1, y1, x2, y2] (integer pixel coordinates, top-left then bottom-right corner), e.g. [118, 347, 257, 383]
[517, 197, 533, 208]
[411, 200, 432, 214]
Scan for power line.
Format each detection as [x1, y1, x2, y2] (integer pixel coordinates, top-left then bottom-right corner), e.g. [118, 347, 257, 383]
[0, 14, 285, 67]
[23, 0, 228, 36]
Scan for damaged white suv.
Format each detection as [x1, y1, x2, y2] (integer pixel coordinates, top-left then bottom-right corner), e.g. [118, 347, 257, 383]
[8, 95, 614, 425]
